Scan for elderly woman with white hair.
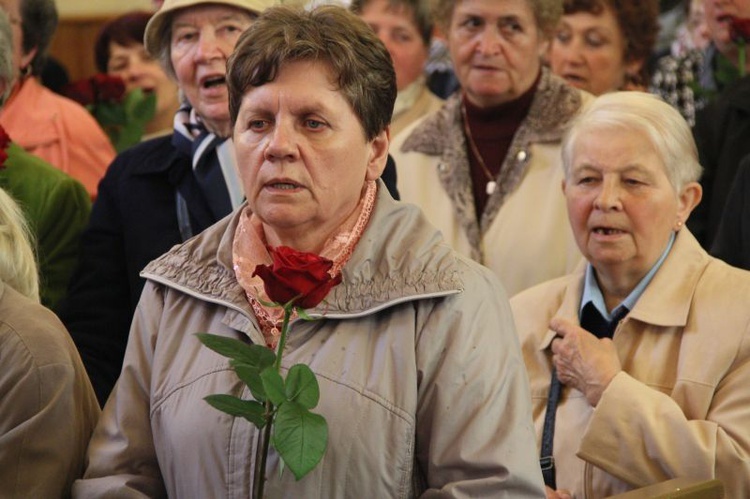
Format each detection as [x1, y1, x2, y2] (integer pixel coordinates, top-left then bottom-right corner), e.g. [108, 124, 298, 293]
[0, 181, 99, 496]
[511, 91, 750, 498]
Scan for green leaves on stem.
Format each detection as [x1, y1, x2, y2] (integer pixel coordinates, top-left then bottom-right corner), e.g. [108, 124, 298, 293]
[196, 331, 328, 482]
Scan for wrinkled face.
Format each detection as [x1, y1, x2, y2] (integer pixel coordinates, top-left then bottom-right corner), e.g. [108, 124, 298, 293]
[549, 7, 638, 96]
[170, 5, 254, 136]
[704, 0, 750, 54]
[0, 0, 34, 82]
[108, 42, 178, 118]
[447, 0, 546, 108]
[359, 0, 429, 91]
[233, 60, 389, 252]
[564, 128, 698, 285]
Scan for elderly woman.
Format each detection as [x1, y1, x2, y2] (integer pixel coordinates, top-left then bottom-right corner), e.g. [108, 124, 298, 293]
[73, 5, 544, 497]
[94, 11, 180, 138]
[391, 0, 589, 297]
[59, 0, 401, 407]
[351, 0, 443, 136]
[57, 0, 273, 406]
[511, 92, 750, 498]
[0, 185, 100, 497]
[0, 0, 115, 198]
[548, 0, 659, 95]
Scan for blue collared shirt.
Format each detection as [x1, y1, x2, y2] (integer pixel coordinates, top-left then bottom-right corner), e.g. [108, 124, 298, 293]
[580, 232, 676, 321]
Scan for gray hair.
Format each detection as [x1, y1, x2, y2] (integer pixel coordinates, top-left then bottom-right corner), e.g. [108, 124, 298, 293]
[19, 0, 58, 75]
[0, 9, 13, 106]
[0, 187, 39, 302]
[561, 92, 703, 192]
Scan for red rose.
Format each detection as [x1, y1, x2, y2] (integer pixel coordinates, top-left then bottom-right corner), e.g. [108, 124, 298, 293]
[63, 78, 96, 106]
[91, 74, 126, 103]
[731, 17, 750, 43]
[253, 246, 342, 309]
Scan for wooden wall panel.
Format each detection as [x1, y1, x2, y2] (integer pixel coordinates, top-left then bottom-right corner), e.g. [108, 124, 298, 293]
[48, 15, 114, 82]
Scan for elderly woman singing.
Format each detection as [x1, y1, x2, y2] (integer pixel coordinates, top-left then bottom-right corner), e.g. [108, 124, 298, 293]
[73, 5, 545, 498]
[511, 91, 750, 498]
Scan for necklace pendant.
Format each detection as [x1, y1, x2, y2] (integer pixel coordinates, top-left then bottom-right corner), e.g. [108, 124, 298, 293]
[486, 180, 497, 195]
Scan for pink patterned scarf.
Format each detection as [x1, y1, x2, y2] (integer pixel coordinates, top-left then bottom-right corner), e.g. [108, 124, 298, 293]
[232, 180, 377, 348]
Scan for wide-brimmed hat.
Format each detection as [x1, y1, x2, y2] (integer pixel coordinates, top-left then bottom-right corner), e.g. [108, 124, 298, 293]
[144, 0, 277, 56]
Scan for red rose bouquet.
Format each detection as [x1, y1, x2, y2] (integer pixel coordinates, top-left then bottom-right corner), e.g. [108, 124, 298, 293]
[198, 246, 341, 498]
[63, 74, 156, 152]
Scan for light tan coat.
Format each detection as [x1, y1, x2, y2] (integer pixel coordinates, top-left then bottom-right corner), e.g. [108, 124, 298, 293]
[0, 282, 100, 498]
[74, 186, 546, 498]
[511, 229, 750, 498]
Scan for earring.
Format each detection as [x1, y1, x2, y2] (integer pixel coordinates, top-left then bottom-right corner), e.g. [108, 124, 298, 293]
[675, 220, 684, 231]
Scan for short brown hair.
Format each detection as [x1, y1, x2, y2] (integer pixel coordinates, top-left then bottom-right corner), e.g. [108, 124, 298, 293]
[432, 0, 563, 38]
[563, 0, 658, 85]
[227, 5, 396, 141]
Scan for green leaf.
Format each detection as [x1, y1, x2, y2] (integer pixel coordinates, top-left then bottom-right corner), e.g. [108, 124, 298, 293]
[95, 102, 126, 125]
[261, 367, 286, 406]
[285, 364, 320, 409]
[196, 333, 276, 368]
[203, 394, 266, 428]
[273, 401, 328, 480]
[234, 363, 266, 402]
[128, 88, 157, 123]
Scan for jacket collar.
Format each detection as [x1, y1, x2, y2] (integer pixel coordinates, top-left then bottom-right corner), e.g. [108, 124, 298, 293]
[142, 181, 463, 317]
[401, 68, 584, 157]
[538, 229, 710, 350]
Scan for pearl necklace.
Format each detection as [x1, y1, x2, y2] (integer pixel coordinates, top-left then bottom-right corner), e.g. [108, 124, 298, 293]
[460, 101, 497, 195]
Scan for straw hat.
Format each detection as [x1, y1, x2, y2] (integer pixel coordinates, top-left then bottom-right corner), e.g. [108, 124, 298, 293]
[144, 0, 277, 56]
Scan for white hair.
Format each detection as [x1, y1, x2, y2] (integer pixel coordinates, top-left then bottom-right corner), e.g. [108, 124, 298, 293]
[0, 188, 40, 302]
[561, 91, 703, 192]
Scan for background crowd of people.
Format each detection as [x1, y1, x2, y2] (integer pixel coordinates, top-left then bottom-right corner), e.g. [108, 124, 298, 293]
[1, 0, 750, 497]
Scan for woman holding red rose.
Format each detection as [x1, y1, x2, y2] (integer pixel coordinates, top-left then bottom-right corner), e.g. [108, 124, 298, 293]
[74, 5, 545, 498]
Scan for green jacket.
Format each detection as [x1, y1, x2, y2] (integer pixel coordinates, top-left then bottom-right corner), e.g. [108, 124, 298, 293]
[0, 142, 91, 309]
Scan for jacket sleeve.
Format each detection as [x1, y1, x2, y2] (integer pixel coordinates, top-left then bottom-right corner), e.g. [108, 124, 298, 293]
[0, 312, 100, 498]
[35, 175, 91, 310]
[577, 322, 750, 495]
[72, 282, 167, 498]
[58, 155, 135, 407]
[414, 261, 546, 498]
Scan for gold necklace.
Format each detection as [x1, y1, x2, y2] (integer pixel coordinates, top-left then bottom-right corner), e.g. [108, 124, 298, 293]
[460, 100, 497, 195]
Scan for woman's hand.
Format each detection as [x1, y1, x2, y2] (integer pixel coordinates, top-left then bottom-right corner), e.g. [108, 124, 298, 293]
[545, 485, 573, 499]
[549, 317, 622, 406]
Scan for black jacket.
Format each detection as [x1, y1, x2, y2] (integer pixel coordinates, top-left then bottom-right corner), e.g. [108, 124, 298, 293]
[691, 75, 750, 248]
[58, 134, 399, 406]
[711, 155, 750, 270]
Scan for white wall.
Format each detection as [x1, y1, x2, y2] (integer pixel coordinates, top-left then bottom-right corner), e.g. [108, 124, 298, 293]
[55, 0, 154, 17]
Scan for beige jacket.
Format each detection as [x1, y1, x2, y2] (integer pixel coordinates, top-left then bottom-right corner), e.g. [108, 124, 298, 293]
[391, 69, 588, 297]
[511, 229, 750, 498]
[0, 282, 100, 498]
[391, 79, 444, 138]
[74, 186, 545, 498]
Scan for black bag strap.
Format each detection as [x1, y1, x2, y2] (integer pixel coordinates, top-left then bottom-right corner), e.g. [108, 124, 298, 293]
[540, 369, 562, 489]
